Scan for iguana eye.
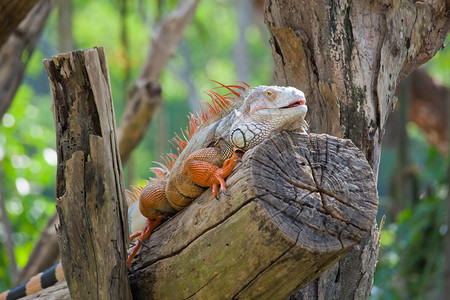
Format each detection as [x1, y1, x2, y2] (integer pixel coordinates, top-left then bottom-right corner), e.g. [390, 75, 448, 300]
[266, 91, 272, 97]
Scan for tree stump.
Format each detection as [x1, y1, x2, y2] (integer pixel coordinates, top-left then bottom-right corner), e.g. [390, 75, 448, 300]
[129, 132, 378, 299]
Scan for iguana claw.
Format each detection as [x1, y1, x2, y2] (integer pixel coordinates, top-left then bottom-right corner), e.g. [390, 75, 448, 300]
[127, 215, 167, 269]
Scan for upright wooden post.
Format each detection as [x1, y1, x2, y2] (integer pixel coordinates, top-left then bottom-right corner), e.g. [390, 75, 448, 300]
[44, 47, 132, 299]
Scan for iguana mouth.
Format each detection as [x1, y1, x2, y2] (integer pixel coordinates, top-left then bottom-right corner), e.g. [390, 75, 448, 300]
[281, 99, 305, 109]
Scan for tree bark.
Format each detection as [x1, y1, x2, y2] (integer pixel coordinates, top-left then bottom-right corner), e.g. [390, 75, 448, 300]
[264, 0, 449, 299]
[0, 0, 55, 121]
[44, 47, 132, 299]
[0, 0, 40, 47]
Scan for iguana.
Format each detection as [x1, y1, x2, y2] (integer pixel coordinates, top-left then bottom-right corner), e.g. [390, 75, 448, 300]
[126, 81, 308, 267]
[0, 81, 307, 299]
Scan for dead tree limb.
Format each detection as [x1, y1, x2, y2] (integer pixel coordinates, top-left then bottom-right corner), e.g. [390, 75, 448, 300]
[117, 0, 200, 163]
[0, 0, 40, 47]
[44, 47, 131, 299]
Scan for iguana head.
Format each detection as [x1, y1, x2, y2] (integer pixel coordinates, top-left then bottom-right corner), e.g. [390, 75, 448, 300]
[230, 85, 308, 150]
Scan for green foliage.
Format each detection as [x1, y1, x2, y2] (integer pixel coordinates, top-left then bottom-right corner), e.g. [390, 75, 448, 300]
[373, 123, 448, 300]
[374, 189, 446, 299]
[0, 85, 57, 289]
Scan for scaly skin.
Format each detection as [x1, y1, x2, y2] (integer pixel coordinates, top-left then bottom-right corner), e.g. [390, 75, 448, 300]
[127, 83, 308, 268]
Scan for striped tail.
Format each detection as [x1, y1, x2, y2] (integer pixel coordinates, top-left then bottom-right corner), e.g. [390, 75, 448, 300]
[0, 262, 64, 300]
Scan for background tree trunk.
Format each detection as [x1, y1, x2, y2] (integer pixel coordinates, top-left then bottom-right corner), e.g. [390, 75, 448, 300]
[0, 0, 55, 121]
[409, 68, 449, 156]
[264, 0, 449, 298]
[57, 0, 75, 52]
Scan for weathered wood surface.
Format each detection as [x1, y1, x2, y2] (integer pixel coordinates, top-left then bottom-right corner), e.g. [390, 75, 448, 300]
[44, 47, 131, 299]
[128, 132, 378, 299]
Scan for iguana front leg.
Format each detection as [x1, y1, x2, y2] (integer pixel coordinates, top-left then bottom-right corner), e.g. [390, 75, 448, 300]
[183, 147, 244, 196]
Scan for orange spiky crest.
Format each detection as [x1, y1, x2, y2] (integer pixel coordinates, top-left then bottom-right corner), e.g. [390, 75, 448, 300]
[167, 81, 249, 162]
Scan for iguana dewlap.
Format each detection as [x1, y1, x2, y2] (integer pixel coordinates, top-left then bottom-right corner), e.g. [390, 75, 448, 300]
[0, 82, 307, 300]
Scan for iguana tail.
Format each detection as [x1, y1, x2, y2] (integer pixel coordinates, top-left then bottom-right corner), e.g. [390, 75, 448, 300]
[0, 262, 64, 300]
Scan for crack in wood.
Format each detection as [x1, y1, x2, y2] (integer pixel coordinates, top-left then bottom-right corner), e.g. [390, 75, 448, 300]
[134, 195, 261, 271]
[232, 234, 298, 299]
[255, 133, 370, 232]
[301, 148, 356, 227]
[184, 273, 219, 299]
[256, 185, 342, 239]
